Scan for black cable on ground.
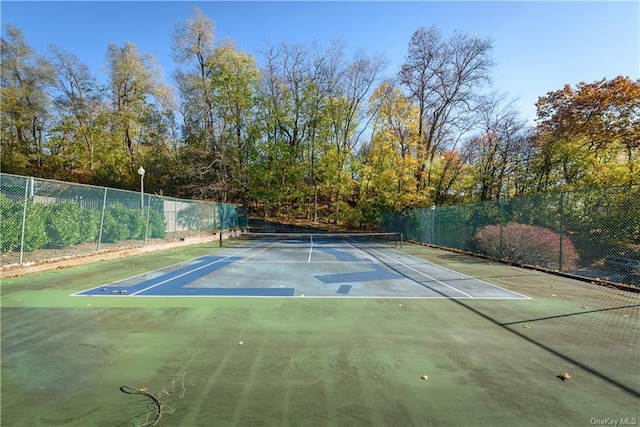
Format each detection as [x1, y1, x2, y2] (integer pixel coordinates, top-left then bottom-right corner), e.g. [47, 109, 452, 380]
[119, 385, 162, 426]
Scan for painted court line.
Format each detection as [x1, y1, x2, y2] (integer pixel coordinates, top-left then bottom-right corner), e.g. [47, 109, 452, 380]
[71, 256, 217, 296]
[233, 260, 375, 265]
[73, 246, 257, 297]
[237, 236, 378, 265]
[129, 254, 238, 296]
[239, 240, 283, 263]
[73, 239, 530, 299]
[398, 250, 531, 299]
[345, 240, 380, 265]
[366, 247, 476, 298]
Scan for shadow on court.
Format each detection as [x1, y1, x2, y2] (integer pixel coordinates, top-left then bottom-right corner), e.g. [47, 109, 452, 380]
[1, 242, 638, 426]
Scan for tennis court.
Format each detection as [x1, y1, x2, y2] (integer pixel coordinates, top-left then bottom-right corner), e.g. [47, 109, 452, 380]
[1, 237, 638, 426]
[73, 233, 529, 299]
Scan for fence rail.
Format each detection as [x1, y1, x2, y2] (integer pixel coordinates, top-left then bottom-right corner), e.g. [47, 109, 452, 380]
[380, 186, 640, 288]
[0, 173, 246, 268]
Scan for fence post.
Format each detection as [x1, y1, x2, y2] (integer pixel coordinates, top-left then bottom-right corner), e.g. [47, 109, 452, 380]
[97, 188, 107, 251]
[19, 177, 29, 265]
[173, 199, 177, 241]
[221, 203, 226, 233]
[213, 202, 217, 234]
[144, 194, 151, 247]
[499, 200, 504, 260]
[558, 192, 565, 272]
[430, 205, 436, 244]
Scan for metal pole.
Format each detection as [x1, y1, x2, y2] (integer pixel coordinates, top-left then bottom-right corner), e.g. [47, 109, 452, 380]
[558, 192, 564, 272]
[214, 202, 220, 246]
[138, 166, 145, 212]
[97, 188, 107, 251]
[430, 204, 436, 245]
[499, 200, 504, 260]
[144, 194, 151, 247]
[19, 178, 29, 265]
[173, 199, 177, 240]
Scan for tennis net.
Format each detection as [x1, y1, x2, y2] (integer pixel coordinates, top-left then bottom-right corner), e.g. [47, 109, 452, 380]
[228, 231, 402, 249]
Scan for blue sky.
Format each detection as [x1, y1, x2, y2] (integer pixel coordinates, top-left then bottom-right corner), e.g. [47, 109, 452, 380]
[1, 1, 638, 125]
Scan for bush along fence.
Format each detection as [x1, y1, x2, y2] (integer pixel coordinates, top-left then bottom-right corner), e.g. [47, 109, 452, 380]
[379, 186, 640, 288]
[0, 173, 246, 267]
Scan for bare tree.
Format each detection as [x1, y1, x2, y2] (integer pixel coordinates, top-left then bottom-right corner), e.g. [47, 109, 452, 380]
[464, 93, 529, 201]
[399, 26, 494, 189]
[306, 39, 346, 221]
[325, 49, 387, 220]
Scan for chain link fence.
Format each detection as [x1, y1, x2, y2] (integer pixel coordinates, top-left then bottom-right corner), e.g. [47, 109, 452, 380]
[380, 186, 640, 288]
[0, 173, 246, 268]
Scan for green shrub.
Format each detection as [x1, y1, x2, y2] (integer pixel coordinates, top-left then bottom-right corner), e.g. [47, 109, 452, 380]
[1, 198, 52, 252]
[147, 209, 167, 238]
[124, 209, 145, 239]
[0, 195, 22, 252]
[22, 202, 49, 251]
[45, 203, 83, 248]
[78, 209, 100, 243]
[100, 204, 148, 243]
[100, 204, 131, 243]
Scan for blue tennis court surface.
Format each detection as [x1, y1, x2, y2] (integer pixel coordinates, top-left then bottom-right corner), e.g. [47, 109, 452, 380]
[73, 235, 530, 299]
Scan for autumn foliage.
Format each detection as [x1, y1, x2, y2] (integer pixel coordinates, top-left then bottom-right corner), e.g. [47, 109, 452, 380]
[1, 11, 638, 225]
[474, 222, 579, 271]
[534, 76, 640, 189]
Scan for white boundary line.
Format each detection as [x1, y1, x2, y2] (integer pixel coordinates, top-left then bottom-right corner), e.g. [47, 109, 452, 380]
[72, 238, 530, 300]
[346, 241, 380, 265]
[239, 236, 381, 265]
[366, 247, 475, 298]
[384, 248, 531, 299]
[239, 241, 282, 263]
[129, 252, 242, 296]
[71, 246, 257, 296]
[231, 260, 377, 264]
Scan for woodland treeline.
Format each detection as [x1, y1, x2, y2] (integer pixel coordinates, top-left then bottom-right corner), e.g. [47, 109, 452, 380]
[2, 8, 639, 224]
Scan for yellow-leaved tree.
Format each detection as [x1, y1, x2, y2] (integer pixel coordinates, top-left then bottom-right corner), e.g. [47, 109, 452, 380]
[359, 82, 428, 222]
[534, 76, 640, 190]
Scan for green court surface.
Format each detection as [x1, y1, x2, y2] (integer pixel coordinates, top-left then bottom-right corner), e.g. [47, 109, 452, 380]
[1, 242, 638, 426]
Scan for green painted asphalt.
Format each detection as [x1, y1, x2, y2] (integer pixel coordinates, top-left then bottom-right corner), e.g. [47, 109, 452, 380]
[1, 243, 638, 426]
